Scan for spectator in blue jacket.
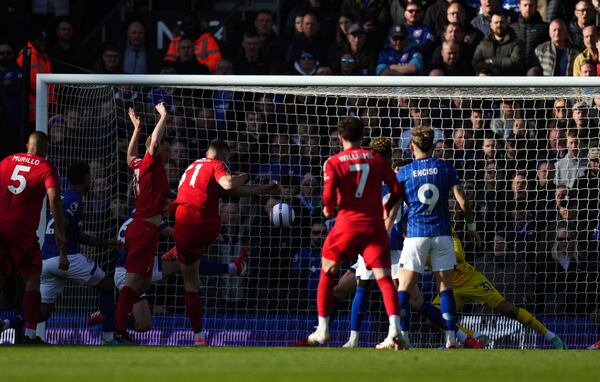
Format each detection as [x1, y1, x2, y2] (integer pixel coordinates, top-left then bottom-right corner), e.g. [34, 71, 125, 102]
[403, 1, 436, 56]
[376, 24, 424, 75]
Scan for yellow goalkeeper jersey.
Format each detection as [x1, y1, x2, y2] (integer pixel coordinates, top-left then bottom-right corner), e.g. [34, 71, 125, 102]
[450, 229, 477, 287]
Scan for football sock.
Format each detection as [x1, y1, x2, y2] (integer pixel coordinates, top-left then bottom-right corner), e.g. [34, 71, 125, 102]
[516, 308, 549, 336]
[350, 285, 369, 332]
[348, 330, 359, 343]
[198, 259, 229, 276]
[34, 321, 46, 340]
[376, 276, 400, 317]
[317, 270, 335, 318]
[317, 316, 330, 333]
[439, 289, 457, 331]
[457, 323, 474, 337]
[419, 302, 445, 328]
[98, 288, 115, 334]
[22, 290, 40, 333]
[184, 291, 203, 333]
[544, 330, 557, 341]
[116, 286, 137, 332]
[397, 291, 411, 331]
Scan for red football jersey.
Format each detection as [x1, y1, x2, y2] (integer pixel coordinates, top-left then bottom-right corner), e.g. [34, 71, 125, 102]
[171, 157, 229, 223]
[322, 147, 403, 230]
[0, 153, 60, 230]
[130, 151, 169, 219]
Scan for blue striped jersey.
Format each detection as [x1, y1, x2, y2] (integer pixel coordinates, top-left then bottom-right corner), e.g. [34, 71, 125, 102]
[396, 157, 459, 237]
[42, 189, 83, 259]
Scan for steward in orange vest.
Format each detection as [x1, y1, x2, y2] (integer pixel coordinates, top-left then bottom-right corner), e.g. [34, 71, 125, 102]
[163, 13, 221, 74]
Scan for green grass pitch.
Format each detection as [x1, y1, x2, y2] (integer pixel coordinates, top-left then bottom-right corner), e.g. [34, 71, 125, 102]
[1, 347, 598, 381]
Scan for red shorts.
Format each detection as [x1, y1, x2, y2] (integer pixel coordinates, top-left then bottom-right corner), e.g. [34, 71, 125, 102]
[124, 218, 159, 278]
[321, 226, 391, 269]
[0, 223, 42, 278]
[175, 215, 221, 266]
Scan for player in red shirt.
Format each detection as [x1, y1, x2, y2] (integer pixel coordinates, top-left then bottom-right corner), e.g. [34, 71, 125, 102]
[171, 139, 280, 346]
[0, 131, 67, 343]
[115, 103, 169, 342]
[307, 117, 407, 349]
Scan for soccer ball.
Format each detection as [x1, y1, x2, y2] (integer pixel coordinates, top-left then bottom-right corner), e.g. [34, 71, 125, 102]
[270, 203, 295, 228]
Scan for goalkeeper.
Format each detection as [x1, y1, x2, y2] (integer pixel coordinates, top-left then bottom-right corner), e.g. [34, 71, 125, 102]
[410, 229, 567, 349]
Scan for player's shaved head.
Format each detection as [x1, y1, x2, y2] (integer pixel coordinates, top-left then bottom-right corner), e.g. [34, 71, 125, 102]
[338, 117, 363, 143]
[27, 131, 50, 157]
[208, 139, 230, 153]
[411, 126, 435, 153]
[207, 139, 231, 161]
[369, 137, 393, 163]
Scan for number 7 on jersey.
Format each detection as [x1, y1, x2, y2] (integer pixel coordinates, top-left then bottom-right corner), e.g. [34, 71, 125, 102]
[349, 163, 370, 198]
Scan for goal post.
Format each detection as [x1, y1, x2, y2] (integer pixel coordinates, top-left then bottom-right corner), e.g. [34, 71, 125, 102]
[23, 74, 600, 348]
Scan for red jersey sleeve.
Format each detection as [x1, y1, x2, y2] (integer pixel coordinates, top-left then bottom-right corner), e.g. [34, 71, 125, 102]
[322, 158, 338, 215]
[137, 151, 158, 173]
[44, 165, 60, 190]
[212, 160, 229, 184]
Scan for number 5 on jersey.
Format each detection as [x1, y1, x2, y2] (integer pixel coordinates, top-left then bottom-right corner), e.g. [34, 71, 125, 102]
[8, 165, 31, 194]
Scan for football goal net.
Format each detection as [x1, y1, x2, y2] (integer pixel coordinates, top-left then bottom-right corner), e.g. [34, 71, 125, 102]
[1, 75, 598, 348]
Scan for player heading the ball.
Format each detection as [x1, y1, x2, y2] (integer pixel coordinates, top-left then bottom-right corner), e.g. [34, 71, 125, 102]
[170, 139, 280, 346]
[308, 117, 406, 349]
[0, 132, 67, 344]
[395, 126, 481, 349]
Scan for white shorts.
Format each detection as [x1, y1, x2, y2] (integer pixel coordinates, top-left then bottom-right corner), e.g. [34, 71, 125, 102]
[114, 261, 163, 291]
[399, 236, 455, 274]
[41, 254, 106, 303]
[355, 250, 401, 281]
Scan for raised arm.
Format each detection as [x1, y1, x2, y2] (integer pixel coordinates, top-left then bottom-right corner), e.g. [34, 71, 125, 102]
[126, 107, 142, 165]
[47, 187, 69, 270]
[147, 102, 168, 157]
[452, 183, 482, 247]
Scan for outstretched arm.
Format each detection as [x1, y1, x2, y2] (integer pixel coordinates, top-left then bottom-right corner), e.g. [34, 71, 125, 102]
[127, 107, 142, 165]
[453, 183, 482, 247]
[224, 181, 282, 197]
[147, 102, 168, 157]
[218, 173, 249, 191]
[79, 230, 124, 250]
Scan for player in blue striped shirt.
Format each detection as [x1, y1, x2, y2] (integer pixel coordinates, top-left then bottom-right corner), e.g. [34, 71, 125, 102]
[395, 126, 481, 349]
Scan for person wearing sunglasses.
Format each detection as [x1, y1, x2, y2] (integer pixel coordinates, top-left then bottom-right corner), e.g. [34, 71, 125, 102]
[403, 1, 435, 55]
[376, 24, 424, 76]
